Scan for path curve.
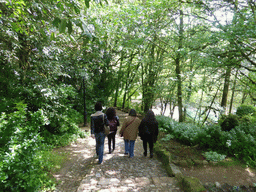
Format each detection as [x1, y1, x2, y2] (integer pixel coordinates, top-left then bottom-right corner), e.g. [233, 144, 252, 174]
[54, 110, 182, 192]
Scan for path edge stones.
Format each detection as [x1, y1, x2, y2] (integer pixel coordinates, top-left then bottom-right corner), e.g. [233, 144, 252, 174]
[154, 142, 206, 192]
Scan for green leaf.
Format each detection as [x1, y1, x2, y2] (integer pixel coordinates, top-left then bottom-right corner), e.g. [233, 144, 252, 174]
[53, 17, 61, 28]
[67, 20, 72, 34]
[85, 0, 90, 8]
[59, 19, 66, 33]
[50, 32, 55, 40]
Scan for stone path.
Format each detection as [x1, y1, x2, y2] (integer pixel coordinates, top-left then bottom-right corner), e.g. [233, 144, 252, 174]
[54, 110, 182, 192]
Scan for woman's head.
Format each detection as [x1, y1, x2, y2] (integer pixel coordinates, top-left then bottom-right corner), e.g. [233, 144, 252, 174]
[129, 109, 137, 117]
[106, 107, 116, 120]
[144, 110, 156, 122]
[95, 102, 102, 111]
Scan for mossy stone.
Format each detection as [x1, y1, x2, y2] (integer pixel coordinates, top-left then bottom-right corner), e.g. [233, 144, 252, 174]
[154, 143, 170, 166]
[182, 176, 206, 192]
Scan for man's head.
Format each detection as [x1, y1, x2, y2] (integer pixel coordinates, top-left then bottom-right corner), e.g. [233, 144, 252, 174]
[95, 102, 102, 111]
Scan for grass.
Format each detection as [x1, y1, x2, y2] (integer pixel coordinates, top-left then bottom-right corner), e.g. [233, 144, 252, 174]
[42, 149, 70, 173]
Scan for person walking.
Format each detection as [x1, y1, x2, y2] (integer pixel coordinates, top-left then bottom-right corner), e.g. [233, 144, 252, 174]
[139, 110, 158, 158]
[91, 102, 109, 164]
[106, 107, 120, 154]
[119, 109, 141, 158]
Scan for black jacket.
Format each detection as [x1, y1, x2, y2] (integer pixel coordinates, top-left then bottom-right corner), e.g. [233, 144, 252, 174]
[139, 119, 158, 143]
[91, 111, 109, 134]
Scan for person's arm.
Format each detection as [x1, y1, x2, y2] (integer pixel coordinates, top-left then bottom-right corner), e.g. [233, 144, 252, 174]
[155, 122, 159, 136]
[91, 116, 95, 136]
[116, 116, 120, 126]
[104, 113, 109, 126]
[138, 119, 144, 135]
[119, 118, 127, 135]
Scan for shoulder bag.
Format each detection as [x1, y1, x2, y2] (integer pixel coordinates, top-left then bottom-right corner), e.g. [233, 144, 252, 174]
[103, 114, 110, 135]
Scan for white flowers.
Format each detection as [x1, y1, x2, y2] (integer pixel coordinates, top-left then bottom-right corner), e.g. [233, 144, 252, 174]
[226, 140, 231, 147]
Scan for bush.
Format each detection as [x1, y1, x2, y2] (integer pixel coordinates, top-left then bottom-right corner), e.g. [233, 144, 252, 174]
[157, 115, 256, 167]
[0, 100, 83, 191]
[220, 114, 239, 132]
[236, 105, 256, 117]
[203, 151, 226, 162]
[0, 103, 53, 191]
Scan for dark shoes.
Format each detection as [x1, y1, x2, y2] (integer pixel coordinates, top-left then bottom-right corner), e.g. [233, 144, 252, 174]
[144, 151, 153, 158]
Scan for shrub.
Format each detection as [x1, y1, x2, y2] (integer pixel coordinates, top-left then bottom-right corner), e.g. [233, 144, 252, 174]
[203, 151, 226, 162]
[220, 114, 239, 132]
[0, 103, 53, 191]
[236, 105, 256, 117]
[156, 115, 256, 167]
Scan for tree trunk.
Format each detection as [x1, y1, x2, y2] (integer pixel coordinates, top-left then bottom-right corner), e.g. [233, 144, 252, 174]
[220, 66, 232, 115]
[175, 9, 184, 122]
[114, 52, 124, 107]
[202, 83, 221, 125]
[229, 69, 238, 114]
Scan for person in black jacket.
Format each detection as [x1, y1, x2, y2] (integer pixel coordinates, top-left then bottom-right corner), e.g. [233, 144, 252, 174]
[139, 110, 158, 158]
[91, 102, 109, 164]
[106, 107, 120, 154]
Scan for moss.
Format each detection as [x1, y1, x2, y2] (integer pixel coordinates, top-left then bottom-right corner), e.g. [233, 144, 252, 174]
[154, 142, 174, 177]
[154, 142, 170, 166]
[182, 177, 206, 192]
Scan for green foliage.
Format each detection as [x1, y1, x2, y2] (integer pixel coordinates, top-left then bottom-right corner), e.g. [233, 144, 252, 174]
[220, 114, 239, 132]
[203, 151, 226, 162]
[236, 105, 256, 117]
[157, 115, 256, 167]
[0, 103, 53, 191]
[0, 98, 83, 190]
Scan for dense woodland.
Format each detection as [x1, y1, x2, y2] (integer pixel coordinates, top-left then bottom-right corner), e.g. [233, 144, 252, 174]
[1, 0, 256, 191]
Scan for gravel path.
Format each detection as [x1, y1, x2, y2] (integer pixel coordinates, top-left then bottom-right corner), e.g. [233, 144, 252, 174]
[54, 110, 182, 192]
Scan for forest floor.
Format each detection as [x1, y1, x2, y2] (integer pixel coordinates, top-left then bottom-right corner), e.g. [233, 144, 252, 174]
[158, 132, 256, 191]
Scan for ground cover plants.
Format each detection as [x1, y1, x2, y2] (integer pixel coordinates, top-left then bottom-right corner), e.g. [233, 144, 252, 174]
[156, 105, 256, 167]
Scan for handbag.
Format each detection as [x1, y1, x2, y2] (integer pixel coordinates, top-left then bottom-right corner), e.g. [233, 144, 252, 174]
[121, 117, 136, 137]
[103, 114, 110, 135]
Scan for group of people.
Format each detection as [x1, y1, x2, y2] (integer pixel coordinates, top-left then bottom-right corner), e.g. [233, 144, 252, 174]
[90, 102, 159, 164]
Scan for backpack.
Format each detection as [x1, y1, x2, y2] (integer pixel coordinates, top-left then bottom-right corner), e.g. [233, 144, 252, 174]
[109, 118, 117, 132]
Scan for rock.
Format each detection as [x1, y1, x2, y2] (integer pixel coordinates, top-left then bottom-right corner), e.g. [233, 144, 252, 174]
[182, 176, 206, 192]
[215, 181, 221, 188]
[179, 160, 188, 167]
[172, 160, 179, 165]
[186, 159, 194, 167]
[202, 160, 208, 165]
[192, 160, 203, 166]
[170, 163, 183, 179]
[135, 177, 151, 186]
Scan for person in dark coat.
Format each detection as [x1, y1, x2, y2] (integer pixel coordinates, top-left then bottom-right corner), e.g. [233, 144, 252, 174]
[91, 102, 109, 164]
[139, 110, 158, 158]
[106, 107, 120, 154]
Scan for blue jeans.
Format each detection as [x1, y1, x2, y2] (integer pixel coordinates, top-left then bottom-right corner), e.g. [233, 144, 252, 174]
[95, 132, 105, 164]
[124, 140, 135, 157]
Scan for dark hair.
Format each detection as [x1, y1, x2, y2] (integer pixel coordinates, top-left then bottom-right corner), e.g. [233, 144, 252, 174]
[129, 109, 137, 117]
[144, 110, 156, 123]
[95, 102, 102, 111]
[106, 107, 116, 120]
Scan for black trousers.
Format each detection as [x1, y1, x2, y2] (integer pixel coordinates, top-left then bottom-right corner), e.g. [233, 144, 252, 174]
[107, 131, 116, 152]
[142, 133, 154, 155]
